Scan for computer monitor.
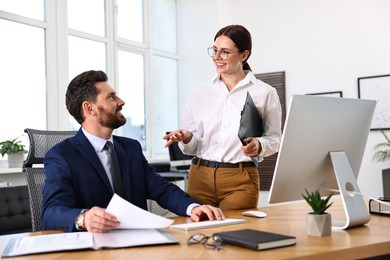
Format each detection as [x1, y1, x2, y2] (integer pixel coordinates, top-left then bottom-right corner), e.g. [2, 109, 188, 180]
[166, 132, 193, 171]
[268, 95, 376, 229]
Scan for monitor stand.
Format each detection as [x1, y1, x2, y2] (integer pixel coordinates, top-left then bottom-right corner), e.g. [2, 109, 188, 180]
[328, 151, 370, 229]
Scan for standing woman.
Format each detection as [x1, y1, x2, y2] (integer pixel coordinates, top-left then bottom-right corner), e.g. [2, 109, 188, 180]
[164, 25, 282, 210]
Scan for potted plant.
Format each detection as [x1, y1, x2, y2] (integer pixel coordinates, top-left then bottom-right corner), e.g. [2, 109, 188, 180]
[0, 137, 28, 168]
[302, 188, 333, 236]
[372, 129, 390, 200]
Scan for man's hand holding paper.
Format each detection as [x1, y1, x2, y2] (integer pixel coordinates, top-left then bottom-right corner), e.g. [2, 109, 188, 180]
[105, 194, 174, 230]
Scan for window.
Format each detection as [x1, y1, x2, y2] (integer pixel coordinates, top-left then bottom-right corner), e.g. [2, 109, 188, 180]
[117, 0, 143, 42]
[0, 0, 44, 20]
[67, 0, 105, 37]
[0, 7, 46, 155]
[151, 55, 178, 155]
[118, 51, 146, 149]
[68, 36, 106, 81]
[150, 0, 177, 53]
[0, 0, 179, 162]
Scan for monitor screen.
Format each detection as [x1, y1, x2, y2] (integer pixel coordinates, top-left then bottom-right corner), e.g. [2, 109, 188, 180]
[268, 95, 376, 229]
[166, 132, 193, 171]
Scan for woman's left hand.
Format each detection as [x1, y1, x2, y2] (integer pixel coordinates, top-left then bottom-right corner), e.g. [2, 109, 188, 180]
[242, 137, 261, 157]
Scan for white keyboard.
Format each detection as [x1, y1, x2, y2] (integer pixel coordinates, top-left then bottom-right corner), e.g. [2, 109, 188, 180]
[169, 218, 247, 231]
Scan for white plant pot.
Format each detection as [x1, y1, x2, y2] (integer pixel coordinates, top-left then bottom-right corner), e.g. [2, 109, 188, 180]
[306, 213, 332, 237]
[7, 153, 24, 168]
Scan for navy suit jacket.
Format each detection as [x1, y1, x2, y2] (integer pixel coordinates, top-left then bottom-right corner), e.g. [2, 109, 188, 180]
[42, 129, 196, 232]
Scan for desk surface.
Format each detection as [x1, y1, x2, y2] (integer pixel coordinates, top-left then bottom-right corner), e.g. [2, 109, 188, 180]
[1, 200, 390, 260]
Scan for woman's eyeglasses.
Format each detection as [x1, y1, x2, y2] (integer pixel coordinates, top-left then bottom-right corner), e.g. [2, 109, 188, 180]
[187, 233, 223, 250]
[207, 47, 238, 60]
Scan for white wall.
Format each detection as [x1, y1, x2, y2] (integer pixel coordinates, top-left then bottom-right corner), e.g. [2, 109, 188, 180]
[177, 0, 390, 199]
[176, 0, 218, 103]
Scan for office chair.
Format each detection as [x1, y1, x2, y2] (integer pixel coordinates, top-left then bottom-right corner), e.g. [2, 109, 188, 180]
[23, 128, 76, 232]
[160, 131, 193, 191]
[166, 134, 193, 172]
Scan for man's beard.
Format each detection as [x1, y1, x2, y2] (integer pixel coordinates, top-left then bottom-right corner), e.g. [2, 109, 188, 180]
[97, 106, 126, 129]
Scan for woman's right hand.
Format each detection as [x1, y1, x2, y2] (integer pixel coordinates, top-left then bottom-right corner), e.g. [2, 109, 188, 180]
[163, 129, 192, 148]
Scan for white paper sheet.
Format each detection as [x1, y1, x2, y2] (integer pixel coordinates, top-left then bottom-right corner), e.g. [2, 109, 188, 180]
[2, 230, 178, 257]
[2, 232, 93, 257]
[93, 229, 177, 248]
[105, 194, 174, 229]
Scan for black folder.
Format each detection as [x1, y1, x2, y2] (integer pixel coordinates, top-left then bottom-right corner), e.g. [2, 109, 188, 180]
[213, 229, 296, 251]
[238, 91, 264, 166]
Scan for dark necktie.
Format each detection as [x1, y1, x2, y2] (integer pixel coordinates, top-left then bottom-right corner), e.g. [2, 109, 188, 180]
[105, 141, 124, 197]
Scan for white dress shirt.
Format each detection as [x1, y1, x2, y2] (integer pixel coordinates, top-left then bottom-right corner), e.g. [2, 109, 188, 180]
[82, 128, 115, 189]
[179, 71, 282, 163]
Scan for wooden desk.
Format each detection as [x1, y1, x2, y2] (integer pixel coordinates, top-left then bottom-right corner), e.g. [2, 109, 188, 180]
[1, 200, 390, 259]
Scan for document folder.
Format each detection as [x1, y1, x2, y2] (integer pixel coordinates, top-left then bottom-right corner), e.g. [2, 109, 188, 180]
[238, 91, 263, 166]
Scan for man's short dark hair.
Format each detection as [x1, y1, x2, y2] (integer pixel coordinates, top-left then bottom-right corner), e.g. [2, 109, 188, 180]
[66, 70, 108, 124]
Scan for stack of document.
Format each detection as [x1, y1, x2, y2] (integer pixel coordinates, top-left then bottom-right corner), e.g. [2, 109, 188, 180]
[2, 194, 177, 257]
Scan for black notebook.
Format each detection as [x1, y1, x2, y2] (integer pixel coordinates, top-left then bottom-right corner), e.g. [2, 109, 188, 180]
[213, 229, 296, 251]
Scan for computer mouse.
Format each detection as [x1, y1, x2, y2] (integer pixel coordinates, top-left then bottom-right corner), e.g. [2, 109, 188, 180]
[241, 210, 267, 218]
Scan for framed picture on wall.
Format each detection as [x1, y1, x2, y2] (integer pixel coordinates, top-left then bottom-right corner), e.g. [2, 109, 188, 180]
[306, 91, 343, 98]
[358, 74, 390, 130]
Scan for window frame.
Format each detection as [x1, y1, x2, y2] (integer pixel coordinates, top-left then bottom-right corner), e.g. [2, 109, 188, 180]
[0, 0, 179, 162]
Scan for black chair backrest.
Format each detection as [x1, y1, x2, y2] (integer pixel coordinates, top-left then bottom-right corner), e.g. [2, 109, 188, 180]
[23, 128, 76, 231]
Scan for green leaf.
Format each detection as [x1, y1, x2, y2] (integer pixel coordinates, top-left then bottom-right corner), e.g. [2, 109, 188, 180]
[372, 130, 390, 163]
[0, 137, 28, 157]
[302, 188, 333, 214]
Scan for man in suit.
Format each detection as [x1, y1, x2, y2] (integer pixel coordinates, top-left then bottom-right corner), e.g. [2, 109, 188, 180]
[42, 70, 224, 233]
